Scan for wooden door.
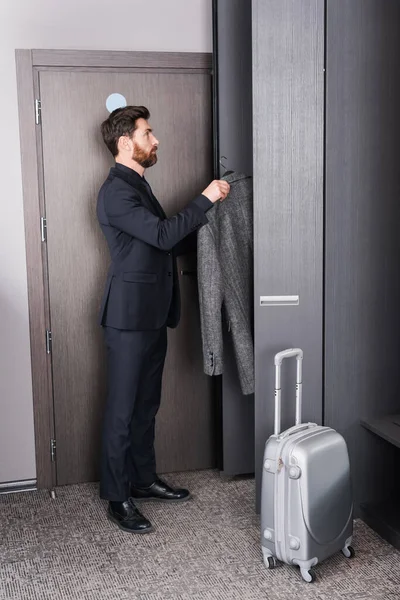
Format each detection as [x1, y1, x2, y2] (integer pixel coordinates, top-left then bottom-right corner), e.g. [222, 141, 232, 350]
[39, 69, 214, 485]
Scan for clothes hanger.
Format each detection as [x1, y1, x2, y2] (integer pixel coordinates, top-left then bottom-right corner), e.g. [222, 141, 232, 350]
[219, 156, 234, 177]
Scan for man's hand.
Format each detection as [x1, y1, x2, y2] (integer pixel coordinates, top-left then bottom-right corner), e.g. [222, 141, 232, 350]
[202, 180, 231, 203]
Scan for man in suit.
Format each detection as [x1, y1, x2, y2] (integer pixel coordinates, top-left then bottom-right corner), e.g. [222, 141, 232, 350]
[97, 105, 230, 533]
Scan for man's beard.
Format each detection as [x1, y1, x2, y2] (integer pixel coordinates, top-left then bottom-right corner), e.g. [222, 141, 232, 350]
[132, 143, 158, 169]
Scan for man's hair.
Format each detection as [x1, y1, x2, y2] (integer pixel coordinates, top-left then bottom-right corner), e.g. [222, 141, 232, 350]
[100, 105, 150, 157]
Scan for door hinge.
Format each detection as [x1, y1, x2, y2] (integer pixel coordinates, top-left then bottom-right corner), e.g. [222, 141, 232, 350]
[35, 99, 41, 125]
[50, 439, 56, 462]
[40, 217, 47, 242]
[46, 329, 52, 354]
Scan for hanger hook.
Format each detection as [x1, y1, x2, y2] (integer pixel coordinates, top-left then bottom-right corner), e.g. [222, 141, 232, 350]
[219, 155, 228, 170]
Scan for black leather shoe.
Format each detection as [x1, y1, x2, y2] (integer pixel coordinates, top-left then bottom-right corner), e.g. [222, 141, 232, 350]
[130, 478, 191, 502]
[107, 498, 153, 533]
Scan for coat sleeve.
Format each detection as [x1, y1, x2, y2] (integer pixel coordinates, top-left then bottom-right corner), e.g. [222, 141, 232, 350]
[104, 183, 213, 251]
[197, 220, 224, 377]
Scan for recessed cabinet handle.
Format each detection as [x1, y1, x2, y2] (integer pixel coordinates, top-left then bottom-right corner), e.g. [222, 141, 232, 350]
[260, 295, 299, 307]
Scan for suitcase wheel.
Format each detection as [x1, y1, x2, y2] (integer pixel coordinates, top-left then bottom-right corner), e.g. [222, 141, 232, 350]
[341, 545, 355, 559]
[300, 568, 316, 583]
[265, 556, 278, 569]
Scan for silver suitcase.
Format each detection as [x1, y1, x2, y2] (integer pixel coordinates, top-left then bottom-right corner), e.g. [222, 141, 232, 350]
[261, 348, 354, 583]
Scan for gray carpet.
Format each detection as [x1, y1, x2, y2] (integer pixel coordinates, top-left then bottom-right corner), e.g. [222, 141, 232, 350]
[0, 470, 399, 600]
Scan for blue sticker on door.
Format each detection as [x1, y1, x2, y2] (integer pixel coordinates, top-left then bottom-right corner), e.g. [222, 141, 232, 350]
[106, 93, 127, 113]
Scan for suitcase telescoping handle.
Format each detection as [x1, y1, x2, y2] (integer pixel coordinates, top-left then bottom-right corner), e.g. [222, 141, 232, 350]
[274, 348, 303, 436]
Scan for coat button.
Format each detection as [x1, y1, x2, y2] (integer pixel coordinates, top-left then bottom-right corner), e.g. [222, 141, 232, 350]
[168, 271, 172, 276]
[166, 252, 171, 256]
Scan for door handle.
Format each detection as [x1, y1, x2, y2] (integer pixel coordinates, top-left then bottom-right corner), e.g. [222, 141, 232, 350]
[180, 270, 197, 276]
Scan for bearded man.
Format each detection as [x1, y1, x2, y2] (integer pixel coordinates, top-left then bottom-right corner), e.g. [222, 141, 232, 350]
[96, 106, 229, 533]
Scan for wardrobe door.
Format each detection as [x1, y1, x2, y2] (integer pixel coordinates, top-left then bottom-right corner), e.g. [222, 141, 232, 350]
[325, 0, 400, 514]
[253, 0, 325, 506]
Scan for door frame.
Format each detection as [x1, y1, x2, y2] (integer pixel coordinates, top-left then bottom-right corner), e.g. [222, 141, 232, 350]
[15, 49, 213, 490]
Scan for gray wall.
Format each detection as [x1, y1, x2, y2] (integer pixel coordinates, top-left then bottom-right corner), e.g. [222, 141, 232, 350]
[325, 0, 400, 511]
[253, 0, 325, 507]
[0, 0, 212, 484]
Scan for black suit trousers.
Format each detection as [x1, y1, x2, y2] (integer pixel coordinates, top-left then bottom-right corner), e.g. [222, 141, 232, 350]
[100, 326, 168, 501]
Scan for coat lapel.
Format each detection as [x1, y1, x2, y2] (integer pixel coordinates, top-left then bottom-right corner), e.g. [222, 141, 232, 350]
[110, 167, 165, 219]
[142, 179, 167, 219]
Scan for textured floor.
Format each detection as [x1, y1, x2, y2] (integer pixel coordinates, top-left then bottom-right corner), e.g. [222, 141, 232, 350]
[0, 470, 399, 600]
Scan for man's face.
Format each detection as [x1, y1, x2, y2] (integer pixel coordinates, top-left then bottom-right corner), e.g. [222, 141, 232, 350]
[131, 118, 159, 168]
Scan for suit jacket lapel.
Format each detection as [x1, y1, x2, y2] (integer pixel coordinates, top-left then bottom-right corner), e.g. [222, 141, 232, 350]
[111, 168, 165, 219]
[143, 179, 167, 219]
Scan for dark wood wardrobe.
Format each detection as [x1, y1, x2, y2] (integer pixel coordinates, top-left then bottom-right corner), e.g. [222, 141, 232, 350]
[214, 0, 400, 549]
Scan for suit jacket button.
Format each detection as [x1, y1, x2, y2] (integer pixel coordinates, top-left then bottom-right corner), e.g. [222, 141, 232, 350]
[168, 271, 172, 276]
[166, 252, 171, 256]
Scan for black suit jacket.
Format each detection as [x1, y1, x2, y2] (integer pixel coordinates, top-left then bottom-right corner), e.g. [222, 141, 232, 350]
[97, 163, 213, 331]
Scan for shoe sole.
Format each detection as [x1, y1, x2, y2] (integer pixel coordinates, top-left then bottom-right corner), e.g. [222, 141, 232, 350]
[107, 512, 154, 534]
[132, 493, 193, 503]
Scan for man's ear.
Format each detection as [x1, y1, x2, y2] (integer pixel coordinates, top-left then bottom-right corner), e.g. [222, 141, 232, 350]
[118, 135, 131, 153]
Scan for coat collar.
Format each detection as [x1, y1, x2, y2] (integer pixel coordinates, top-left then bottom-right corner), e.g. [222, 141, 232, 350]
[222, 171, 252, 185]
[113, 162, 146, 187]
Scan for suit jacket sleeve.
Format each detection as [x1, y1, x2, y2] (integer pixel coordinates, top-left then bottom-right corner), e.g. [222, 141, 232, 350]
[197, 220, 224, 377]
[104, 183, 213, 251]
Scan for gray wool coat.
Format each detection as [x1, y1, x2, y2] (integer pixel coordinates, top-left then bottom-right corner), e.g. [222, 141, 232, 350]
[197, 171, 254, 395]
